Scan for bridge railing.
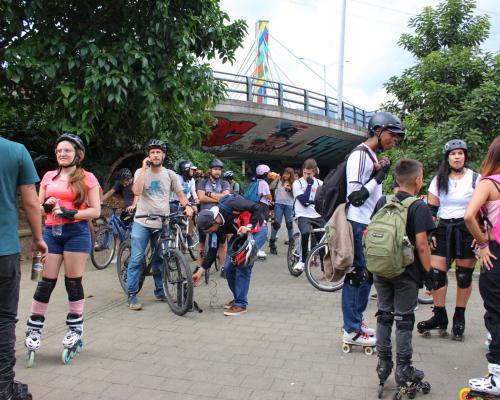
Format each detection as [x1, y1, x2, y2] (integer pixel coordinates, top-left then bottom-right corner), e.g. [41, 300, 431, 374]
[213, 71, 374, 128]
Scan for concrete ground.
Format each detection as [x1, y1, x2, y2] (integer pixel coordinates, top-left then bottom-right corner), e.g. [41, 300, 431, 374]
[13, 239, 487, 400]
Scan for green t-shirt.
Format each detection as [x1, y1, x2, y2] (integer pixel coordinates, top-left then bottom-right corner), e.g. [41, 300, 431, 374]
[0, 137, 39, 256]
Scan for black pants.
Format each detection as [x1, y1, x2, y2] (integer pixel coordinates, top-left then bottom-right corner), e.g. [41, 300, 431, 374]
[479, 241, 500, 365]
[297, 216, 325, 262]
[0, 254, 20, 390]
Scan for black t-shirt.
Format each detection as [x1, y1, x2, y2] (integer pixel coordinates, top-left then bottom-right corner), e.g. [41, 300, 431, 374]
[372, 191, 435, 286]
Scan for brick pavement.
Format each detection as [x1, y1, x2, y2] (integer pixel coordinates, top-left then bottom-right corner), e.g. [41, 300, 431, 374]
[14, 240, 487, 399]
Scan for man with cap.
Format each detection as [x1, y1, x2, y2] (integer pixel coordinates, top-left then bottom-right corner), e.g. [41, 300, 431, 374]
[192, 195, 267, 316]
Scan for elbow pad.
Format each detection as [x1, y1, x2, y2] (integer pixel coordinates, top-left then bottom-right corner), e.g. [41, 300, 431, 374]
[348, 187, 370, 207]
[428, 204, 439, 218]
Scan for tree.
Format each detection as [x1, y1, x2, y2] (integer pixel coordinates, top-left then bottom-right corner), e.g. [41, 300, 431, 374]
[383, 0, 499, 180]
[0, 0, 247, 163]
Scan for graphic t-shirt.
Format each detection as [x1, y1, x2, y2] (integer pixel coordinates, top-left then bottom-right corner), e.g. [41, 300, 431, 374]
[40, 170, 100, 225]
[0, 137, 39, 256]
[112, 181, 135, 207]
[134, 168, 182, 229]
[170, 175, 197, 202]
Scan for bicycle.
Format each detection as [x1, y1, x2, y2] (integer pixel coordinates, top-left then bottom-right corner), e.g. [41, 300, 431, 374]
[116, 211, 193, 316]
[286, 225, 324, 278]
[170, 212, 199, 261]
[91, 205, 133, 270]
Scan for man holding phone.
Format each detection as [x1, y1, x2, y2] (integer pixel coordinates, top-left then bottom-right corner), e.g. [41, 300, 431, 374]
[126, 139, 193, 311]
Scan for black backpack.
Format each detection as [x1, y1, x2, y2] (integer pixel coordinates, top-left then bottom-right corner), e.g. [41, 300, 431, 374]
[314, 146, 376, 220]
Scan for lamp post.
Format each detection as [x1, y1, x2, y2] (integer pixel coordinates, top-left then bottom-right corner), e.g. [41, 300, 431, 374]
[337, 0, 347, 114]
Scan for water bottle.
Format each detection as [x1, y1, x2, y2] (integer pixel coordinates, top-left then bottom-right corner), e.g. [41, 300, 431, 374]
[31, 251, 44, 281]
[52, 200, 63, 237]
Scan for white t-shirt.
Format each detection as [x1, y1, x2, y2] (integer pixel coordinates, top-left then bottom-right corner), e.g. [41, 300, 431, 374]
[345, 143, 381, 225]
[428, 169, 480, 219]
[170, 175, 198, 202]
[258, 179, 271, 205]
[293, 177, 323, 219]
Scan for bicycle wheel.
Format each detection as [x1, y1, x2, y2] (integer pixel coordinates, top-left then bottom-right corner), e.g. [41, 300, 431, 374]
[287, 232, 302, 277]
[418, 289, 433, 305]
[116, 240, 145, 294]
[305, 243, 344, 292]
[91, 226, 116, 269]
[162, 248, 193, 316]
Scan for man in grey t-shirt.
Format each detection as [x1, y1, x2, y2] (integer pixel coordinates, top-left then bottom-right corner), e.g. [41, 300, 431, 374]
[126, 139, 194, 310]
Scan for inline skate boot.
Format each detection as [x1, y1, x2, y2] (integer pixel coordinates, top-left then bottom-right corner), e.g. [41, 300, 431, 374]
[452, 307, 466, 341]
[460, 363, 500, 399]
[394, 357, 431, 399]
[25, 315, 44, 368]
[376, 354, 393, 398]
[269, 239, 277, 255]
[417, 306, 448, 337]
[61, 313, 83, 365]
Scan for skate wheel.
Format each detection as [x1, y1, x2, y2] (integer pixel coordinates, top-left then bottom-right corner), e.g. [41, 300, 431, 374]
[26, 351, 35, 368]
[421, 330, 431, 338]
[407, 390, 416, 399]
[393, 391, 402, 400]
[364, 346, 374, 356]
[342, 343, 351, 353]
[62, 348, 71, 364]
[77, 342, 83, 353]
[459, 388, 474, 400]
[421, 382, 431, 395]
[378, 384, 384, 399]
[71, 350, 77, 358]
[439, 329, 449, 337]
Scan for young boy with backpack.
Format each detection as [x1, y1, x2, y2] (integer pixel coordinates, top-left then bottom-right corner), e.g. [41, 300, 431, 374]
[366, 159, 442, 397]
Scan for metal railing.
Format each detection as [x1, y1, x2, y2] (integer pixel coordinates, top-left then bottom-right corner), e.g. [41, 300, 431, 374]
[213, 71, 374, 128]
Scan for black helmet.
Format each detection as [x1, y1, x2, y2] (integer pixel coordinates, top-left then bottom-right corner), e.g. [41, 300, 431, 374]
[368, 112, 405, 137]
[116, 168, 132, 181]
[229, 234, 257, 268]
[223, 170, 234, 178]
[443, 139, 467, 155]
[56, 132, 85, 152]
[146, 139, 167, 153]
[178, 160, 195, 173]
[208, 158, 224, 169]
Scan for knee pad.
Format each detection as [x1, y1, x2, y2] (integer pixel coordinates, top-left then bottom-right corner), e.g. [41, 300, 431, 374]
[456, 267, 473, 289]
[434, 268, 448, 290]
[34, 277, 57, 304]
[376, 311, 394, 327]
[285, 221, 293, 231]
[395, 313, 415, 332]
[64, 276, 84, 302]
[272, 221, 281, 231]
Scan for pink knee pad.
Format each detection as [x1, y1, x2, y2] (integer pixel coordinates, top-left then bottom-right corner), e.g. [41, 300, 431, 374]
[69, 299, 85, 315]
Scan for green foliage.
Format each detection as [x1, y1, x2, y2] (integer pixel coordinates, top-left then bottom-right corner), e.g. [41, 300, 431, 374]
[1, 0, 247, 155]
[383, 0, 498, 187]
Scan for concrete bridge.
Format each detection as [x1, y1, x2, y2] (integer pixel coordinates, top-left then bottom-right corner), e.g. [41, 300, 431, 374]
[205, 71, 374, 168]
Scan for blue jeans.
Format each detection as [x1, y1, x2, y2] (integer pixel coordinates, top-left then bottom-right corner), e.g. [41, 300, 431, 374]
[127, 223, 163, 296]
[341, 220, 371, 333]
[270, 203, 294, 241]
[225, 225, 268, 309]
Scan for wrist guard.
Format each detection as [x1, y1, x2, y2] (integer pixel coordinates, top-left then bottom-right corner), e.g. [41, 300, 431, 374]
[43, 202, 54, 213]
[60, 207, 78, 220]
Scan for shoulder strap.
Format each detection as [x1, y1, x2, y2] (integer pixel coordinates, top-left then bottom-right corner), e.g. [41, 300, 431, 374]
[472, 171, 479, 189]
[485, 178, 500, 195]
[350, 145, 377, 164]
[401, 196, 418, 208]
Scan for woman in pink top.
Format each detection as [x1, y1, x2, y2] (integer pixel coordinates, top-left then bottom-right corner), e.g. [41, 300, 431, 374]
[25, 133, 100, 366]
[464, 137, 500, 397]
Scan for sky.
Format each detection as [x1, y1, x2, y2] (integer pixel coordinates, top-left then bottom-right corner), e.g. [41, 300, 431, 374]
[209, 0, 500, 111]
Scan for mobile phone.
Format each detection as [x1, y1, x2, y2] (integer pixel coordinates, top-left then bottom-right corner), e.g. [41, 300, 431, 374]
[146, 160, 151, 167]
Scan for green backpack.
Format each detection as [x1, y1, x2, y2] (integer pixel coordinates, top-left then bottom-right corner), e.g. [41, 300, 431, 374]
[365, 195, 418, 279]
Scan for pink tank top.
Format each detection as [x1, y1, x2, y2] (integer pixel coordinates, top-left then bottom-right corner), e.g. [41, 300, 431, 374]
[482, 174, 500, 244]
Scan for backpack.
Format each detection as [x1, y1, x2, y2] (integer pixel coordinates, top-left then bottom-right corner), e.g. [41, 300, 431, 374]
[314, 146, 376, 220]
[218, 194, 260, 233]
[365, 195, 418, 279]
[481, 175, 500, 244]
[244, 180, 261, 202]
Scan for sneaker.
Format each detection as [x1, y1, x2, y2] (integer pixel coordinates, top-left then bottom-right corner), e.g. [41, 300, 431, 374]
[224, 300, 235, 309]
[293, 261, 305, 272]
[361, 321, 376, 337]
[257, 250, 266, 258]
[127, 295, 142, 311]
[224, 305, 247, 316]
[343, 330, 376, 346]
[154, 292, 166, 301]
[284, 240, 289, 245]
[370, 293, 378, 300]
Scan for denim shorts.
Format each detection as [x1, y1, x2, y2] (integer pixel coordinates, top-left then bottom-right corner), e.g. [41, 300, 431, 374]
[43, 221, 92, 254]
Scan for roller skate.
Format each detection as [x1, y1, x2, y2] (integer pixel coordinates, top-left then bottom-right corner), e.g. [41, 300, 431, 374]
[393, 357, 431, 399]
[342, 330, 376, 355]
[376, 355, 393, 398]
[257, 250, 267, 261]
[417, 306, 448, 337]
[461, 363, 500, 399]
[61, 313, 83, 365]
[452, 307, 466, 341]
[269, 239, 277, 255]
[0, 380, 32, 400]
[25, 315, 44, 368]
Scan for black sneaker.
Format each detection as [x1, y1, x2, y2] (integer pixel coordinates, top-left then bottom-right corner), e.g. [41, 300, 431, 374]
[0, 381, 32, 400]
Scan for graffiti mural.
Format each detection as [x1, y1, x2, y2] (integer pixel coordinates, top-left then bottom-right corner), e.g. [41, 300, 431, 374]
[249, 122, 307, 153]
[203, 118, 256, 147]
[298, 136, 355, 160]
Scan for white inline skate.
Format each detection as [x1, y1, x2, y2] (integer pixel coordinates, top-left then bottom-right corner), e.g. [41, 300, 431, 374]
[460, 363, 500, 399]
[61, 313, 83, 365]
[25, 315, 44, 368]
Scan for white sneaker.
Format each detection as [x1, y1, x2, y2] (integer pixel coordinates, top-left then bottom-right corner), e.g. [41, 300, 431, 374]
[469, 363, 500, 395]
[361, 321, 376, 337]
[343, 330, 376, 346]
[257, 250, 266, 258]
[293, 261, 305, 272]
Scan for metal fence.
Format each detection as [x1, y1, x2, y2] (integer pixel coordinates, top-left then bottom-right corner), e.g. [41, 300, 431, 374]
[213, 71, 374, 128]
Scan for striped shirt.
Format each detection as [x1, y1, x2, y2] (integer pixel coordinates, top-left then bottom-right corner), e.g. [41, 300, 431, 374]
[345, 143, 381, 225]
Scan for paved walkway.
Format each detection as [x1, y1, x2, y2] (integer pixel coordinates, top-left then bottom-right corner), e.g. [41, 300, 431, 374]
[14, 240, 486, 399]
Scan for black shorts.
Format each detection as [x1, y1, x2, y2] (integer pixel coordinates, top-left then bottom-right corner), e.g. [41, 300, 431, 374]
[432, 218, 475, 261]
